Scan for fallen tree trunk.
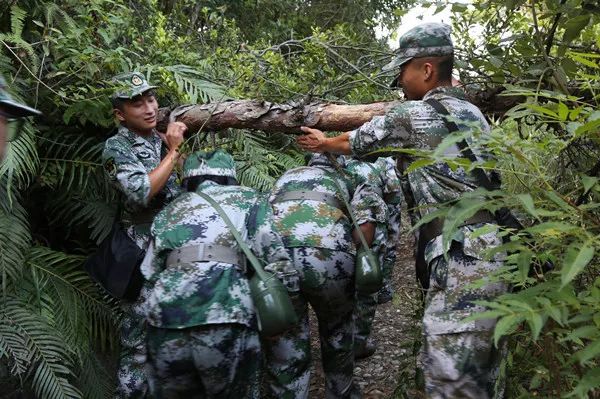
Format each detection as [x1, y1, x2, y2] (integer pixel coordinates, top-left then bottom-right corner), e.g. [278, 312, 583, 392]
[156, 89, 521, 133]
[157, 100, 402, 134]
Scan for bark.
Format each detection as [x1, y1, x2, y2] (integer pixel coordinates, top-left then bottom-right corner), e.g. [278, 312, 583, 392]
[156, 89, 522, 134]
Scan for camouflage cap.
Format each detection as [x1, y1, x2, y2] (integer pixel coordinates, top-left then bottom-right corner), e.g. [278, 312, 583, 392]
[307, 153, 346, 168]
[111, 71, 158, 100]
[384, 22, 453, 85]
[0, 74, 41, 118]
[183, 149, 237, 179]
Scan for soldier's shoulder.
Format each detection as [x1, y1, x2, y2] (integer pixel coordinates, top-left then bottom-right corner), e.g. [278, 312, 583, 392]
[103, 131, 130, 155]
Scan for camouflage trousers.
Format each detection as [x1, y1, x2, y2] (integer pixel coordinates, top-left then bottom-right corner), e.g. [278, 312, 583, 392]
[378, 204, 401, 301]
[263, 247, 361, 399]
[421, 244, 507, 399]
[146, 324, 261, 399]
[353, 292, 377, 346]
[115, 286, 150, 399]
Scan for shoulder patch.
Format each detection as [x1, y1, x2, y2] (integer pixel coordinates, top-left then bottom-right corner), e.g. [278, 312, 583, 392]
[104, 157, 117, 178]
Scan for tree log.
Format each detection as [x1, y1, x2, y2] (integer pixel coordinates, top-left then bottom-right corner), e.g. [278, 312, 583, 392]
[156, 89, 522, 134]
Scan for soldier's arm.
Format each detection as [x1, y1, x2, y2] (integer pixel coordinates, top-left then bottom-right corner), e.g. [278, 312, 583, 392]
[297, 128, 352, 154]
[299, 111, 413, 158]
[352, 222, 376, 247]
[248, 198, 291, 264]
[148, 121, 186, 199]
[351, 182, 389, 248]
[103, 140, 154, 207]
[249, 198, 299, 292]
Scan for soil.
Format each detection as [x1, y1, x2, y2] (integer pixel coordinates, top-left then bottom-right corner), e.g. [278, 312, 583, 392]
[308, 225, 424, 398]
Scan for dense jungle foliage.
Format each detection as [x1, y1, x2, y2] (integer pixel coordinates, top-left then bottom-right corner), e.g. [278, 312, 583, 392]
[0, 0, 598, 398]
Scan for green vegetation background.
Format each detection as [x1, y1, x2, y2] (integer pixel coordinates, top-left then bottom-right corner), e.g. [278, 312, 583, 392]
[0, 0, 599, 397]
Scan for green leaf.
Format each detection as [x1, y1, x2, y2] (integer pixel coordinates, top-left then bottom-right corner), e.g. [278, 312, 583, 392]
[442, 198, 486, 252]
[517, 250, 533, 282]
[494, 314, 523, 346]
[527, 312, 545, 341]
[525, 222, 577, 237]
[562, 15, 591, 45]
[566, 367, 600, 398]
[405, 158, 435, 173]
[517, 193, 537, 218]
[561, 242, 595, 288]
[557, 102, 569, 120]
[575, 339, 600, 364]
[582, 175, 598, 193]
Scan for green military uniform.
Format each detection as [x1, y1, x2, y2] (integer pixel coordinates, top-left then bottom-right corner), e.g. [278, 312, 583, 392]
[376, 157, 403, 304]
[344, 158, 388, 356]
[101, 72, 180, 398]
[349, 23, 507, 398]
[263, 154, 386, 399]
[141, 150, 296, 398]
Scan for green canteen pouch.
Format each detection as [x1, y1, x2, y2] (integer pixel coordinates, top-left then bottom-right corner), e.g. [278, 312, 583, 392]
[249, 270, 298, 336]
[355, 245, 383, 294]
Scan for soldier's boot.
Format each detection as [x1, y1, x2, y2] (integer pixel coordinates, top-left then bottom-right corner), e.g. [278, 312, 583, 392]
[354, 337, 376, 360]
[376, 284, 393, 304]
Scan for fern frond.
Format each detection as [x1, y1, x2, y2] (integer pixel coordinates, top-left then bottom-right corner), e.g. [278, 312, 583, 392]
[38, 133, 104, 193]
[0, 199, 30, 293]
[0, 123, 40, 204]
[43, 3, 77, 32]
[25, 247, 119, 348]
[1, 298, 82, 399]
[0, 33, 40, 74]
[76, 352, 115, 399]
[10, 5, 26, 37]
[164, 64, 228, 103]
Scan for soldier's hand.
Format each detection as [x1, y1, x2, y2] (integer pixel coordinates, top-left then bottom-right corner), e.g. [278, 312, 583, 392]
[297, 126, 327, 153]
[165, 121, 187, 150]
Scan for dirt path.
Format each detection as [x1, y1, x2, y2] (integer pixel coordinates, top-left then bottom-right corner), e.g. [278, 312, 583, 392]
[308, 227, 423, 398]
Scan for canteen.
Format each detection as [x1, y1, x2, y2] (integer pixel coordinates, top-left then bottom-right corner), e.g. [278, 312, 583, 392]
[249, 267, 298, 337]
[355, 246, 383, 294]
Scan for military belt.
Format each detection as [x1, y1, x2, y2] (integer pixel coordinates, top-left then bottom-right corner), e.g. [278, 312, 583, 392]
[273, 190, 346, 213]
[166, 243, 246, 272]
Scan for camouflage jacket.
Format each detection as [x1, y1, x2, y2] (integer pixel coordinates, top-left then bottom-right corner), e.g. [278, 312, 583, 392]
[141, 181, 293, 330]
[269, 163, 387, 254]
[102, 126, 180, 246]
[348, 86, 502, 263]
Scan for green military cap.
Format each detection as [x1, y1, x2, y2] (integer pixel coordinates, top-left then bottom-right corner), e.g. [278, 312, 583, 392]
[0, 74, 41, 117]
[384, 22, 454, 86]
[183, 149, 237, 179]
[111, 71, 158, 100]
[307, 153, 346, 168]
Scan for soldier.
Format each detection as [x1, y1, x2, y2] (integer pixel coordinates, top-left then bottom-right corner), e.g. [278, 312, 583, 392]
[0, 74, 41, 160]
[263, 153, 386, 399]
[102, 71, 187, 398]
[344, 157, 388, 359]
[140, 149, 297, 398]
[298, 23, 507, 398]
[376, 157, 403, 305]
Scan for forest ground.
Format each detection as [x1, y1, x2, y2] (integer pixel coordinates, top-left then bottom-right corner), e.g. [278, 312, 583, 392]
[308, 222, 424, 398]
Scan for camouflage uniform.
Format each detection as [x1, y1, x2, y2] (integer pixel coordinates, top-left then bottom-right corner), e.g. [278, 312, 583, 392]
[102, 72, 180, 399]
[348, 23, 507, 399]
[377, 157, 403, 303]
[141, 150, 296, 398]
[344, 158, 388, 352]
[264, 154, 386, 399]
